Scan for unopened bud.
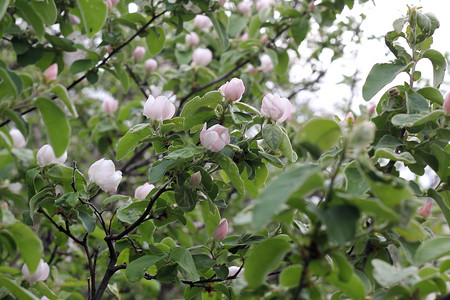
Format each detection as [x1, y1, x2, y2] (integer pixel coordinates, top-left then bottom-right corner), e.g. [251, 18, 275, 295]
[133, 46, 145, 60]
[213, 218, 228, 242]
[190, 171, 202, 186]
[144, 58, 158, 72]
[418, 200, 432, 218]
[344, 112, 355, 125]
[444, 92, 450, 115]
[43, 63, 58, 82]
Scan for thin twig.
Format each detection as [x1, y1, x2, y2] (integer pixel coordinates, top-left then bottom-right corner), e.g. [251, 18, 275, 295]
[125, 63, 149, 98]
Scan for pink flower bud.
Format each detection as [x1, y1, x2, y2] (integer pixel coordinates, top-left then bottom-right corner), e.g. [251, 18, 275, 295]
[444, 92, 450, 115]
[368, 103, 376, 116]
[134, 182, 155, 200]
[43, 63, 58, 82]
[228, 266, 244, 277]
[22, 259, 49, 282]
[69, 14, 80, 25]
[419, 200, 432, 218]
[42, 297, 50, 300]
[309, 0, 315, 10]
[143, 95, 175, 121]
[36, 144, 67, 167]
[240, 33, 249, 41]
[185, 32, 200, 46]
[260, 54, 273, 73]
[200, 123, 230, 152]
[190, 171, 202, 186]
[344, 112, 355, 125]
[261, 93, 293, 122]
[261, 34, 268, 43]
[88, 159, 122, 193]
[133, 46, 145, 60]
[9, 128, 26, 148]
[219, 78, 245, 102]
[219, 0, 227, 6]
[111, 0, 119, 5]
[144, 58, 158, 72]
[150, 85, 162, 97]
[105, 0, 112, 9]
[213, 218, 228, 241]
[1, 202, 8, 209]
[256, 0, 274, 10]
[102, 96, 119, 114]
[192, 48, 213, 67]
[237, 1, 251, 14]
[194, 15, 212, 29]
[246, 64, 259, 74]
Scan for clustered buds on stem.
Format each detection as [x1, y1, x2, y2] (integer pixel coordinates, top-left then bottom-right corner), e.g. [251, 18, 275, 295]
[200, 123, 230, 152]
[261, 93, 293, 122]
[9, 128, 26, 148]
[213, 218, 228, 241]
[22, 259, 49, 283]
[192, 48, 213, 66]
[134, 182, 155, 200]
[219, 78, 245, 102]
[88, 159, 122, 192]
[36, 144, 68, 167]
[143, 95, 175, 121]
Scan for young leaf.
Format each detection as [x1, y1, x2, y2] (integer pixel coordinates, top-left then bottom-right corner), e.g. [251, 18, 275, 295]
[0, 275, 40, 300]
[76, 0, 108, 37]
[422, 49, 447, 88]
[415, 236, 450, 265]
[210, 152, 244, 194]
[125, 255, 165, 283]
[15, 0, 45, 39]
[116, 124, 152, 160]
[51, 84, 78, 118]
[169, 247, 199, 281]
[146, 27, 166, 56]
[263, 124, 282, 151]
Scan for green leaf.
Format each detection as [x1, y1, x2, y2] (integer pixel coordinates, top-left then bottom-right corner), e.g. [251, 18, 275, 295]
[375, 148, 416, 164]
[2, 108, 28, 137]
[362, 63, 412, 100]
[280, 265, 303, 287]
[7, 222, 43, 274]
[372, 259, 418, 287]
[206, 12, 229, 51]
[169, 247, 199, 281]
[427, 189, 450, 226]
[15, 0, 45, 39]
[391, 111, 445, 127]
[279, 127, 297, 162]
[146, 27, 166, 56]
[0, 275, 39, 300]
[417, 87, 444, 105]
[166, 144, 203, 160]
[78, 211, 96, 233]
[181, 91, 223, 131]
[248, 15, 262, 37]
[34, 282, 58, 300]
[344, 197, 399, 222]
[295, 118, 341, 153]
[263, 124, 282, 151]
[325, 272, 366, 299]
[116, 124, 152, 160]
[253, 164, 318, 230]
[125, 255, 164, 283]
[290, 18, 309, 45]
[330, 252, 353, 282]
[415, 236, 450, 265]
[31, 0, 57, 25]
[101, 195, 130, 207]
[0, 66, 18, 98]
[149, 159, 179, 183]
[422, 49, 447, 88]
[77, 0, 108, 37]
[244, 236, 290, 288]
[35, 97, 70, 157]
[199, 201, 221, 237]
[210, 152, 244, 194]
[51, 84, 78, 118]
[319, 205, 360, 244]
[0, 0, 10, 21]
[70, 59, 97, 74]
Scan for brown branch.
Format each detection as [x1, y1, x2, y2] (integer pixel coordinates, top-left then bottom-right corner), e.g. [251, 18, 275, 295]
[0, 10, 166, 128]
[287, 70, 326, 100]
[120, 143, 153, 173]
[125, 63, 149, 99]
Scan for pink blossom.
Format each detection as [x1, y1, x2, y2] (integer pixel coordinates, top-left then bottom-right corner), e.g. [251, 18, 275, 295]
[344, 112, 355, 125]
[105, 0, 112, 9]
[260, 54, 273, 73]
[261, 34, 268, 43]
[134, 182, 155, 200]
[237, 1, 252, 14]
[43, 63, 58, 82]
[368, 103, 376, 116]
[144, 58, 158, 72]
[190, 171, 202, 186]
[9, 129, 26, 148]
[88, 159, 122, 193]
[133, 46, 145, 60]
[261, 93, 293, 122]
[444, 92, 450, 115]
[419, 200, 432, 218]
[143, 95, 175, 121]
[200, 123, 230, 152]
[228, 266, 244, 277]
[192, 48, 213, 66]
[69, 14, 80, 25]
[309, 0, 315, 10]
[36, 144, 67, 167]
[111, 0, 119, 5]
[194, 15, 212, 29]
[22, 259, 49, 283]
[213, 218, 228, 241]
[219, 78, 245, 102]
[240, 33, 249, 41]
[256, 0, 274, 10]
[102, 96, 119, 114]
[185, 32, 200, 46]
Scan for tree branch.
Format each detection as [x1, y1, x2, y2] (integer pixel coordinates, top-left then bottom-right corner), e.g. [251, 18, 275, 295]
[125, 63, 149, 99]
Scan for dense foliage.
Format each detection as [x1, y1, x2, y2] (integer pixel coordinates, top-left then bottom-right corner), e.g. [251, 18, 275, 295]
[0, 0, 449, 299]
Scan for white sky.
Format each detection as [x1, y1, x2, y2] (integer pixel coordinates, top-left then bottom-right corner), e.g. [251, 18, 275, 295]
[295, 0, 450, 117]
